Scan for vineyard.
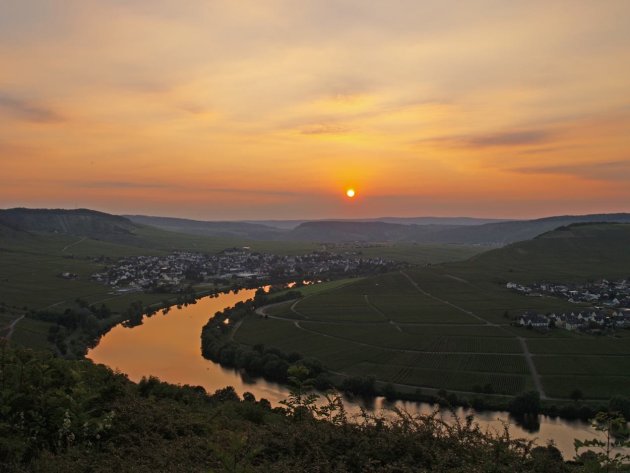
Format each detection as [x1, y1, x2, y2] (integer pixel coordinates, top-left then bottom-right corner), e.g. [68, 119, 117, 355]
[235, 268, 630, 399]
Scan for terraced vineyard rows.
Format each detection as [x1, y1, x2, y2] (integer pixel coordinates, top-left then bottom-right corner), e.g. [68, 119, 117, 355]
[348, 362, 531, 395]
[236, 268, 630, 399]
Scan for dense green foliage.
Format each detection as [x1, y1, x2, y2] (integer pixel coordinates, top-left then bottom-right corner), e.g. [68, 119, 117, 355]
[4, 343, 628, 472]
[201, 297, 332, 390]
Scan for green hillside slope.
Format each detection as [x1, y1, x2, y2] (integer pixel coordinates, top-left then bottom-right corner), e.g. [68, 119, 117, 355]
[459, 223, 630, 283]
[225, 223, 630, 403]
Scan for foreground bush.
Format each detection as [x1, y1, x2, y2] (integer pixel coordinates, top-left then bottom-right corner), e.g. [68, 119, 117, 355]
[1, 343, 628, 472]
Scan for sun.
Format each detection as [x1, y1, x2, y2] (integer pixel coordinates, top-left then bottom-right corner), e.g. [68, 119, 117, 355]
[346, 188, 356, 198]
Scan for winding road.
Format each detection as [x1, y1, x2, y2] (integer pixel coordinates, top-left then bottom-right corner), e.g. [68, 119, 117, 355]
[1, 314, 25, 340]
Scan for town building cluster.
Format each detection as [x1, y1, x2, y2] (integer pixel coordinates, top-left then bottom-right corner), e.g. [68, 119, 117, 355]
[506, 279, 630, 307]
[518, 309, 630, 331]
[509, 279, 630, 332]
[91, 248, 397, 293]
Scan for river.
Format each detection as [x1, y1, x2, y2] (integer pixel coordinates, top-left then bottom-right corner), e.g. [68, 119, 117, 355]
[87, 288, 600, 459]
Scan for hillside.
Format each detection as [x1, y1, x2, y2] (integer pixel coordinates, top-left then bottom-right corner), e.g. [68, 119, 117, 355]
[126, 214, 284, 240]
[281, 213, 630, 245]
[246, 216, 507, 229]
[0, 208, 135, 238]
[287, 221, 462, 242]
[224, 223, 630, 406]
[0, 208, 315, 255]
[429, 213, 630, 245]
[0, 209, 318, 312]
[457, 222, 630, 282]
[119, 212, 630, 246]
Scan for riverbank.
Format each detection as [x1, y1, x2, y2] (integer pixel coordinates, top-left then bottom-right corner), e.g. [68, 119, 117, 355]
[205, 294, 626, 426]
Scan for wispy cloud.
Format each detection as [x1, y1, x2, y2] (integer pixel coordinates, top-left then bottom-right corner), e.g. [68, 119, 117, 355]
[510, 160, 630, 181]
[300, 123, 349, 135]
[70, 180, 303, 197]
[0, 93, 64, 123]
[416, 129, 553, 149]
[465, 130, 551, 147]
[75, 181, 173, 190]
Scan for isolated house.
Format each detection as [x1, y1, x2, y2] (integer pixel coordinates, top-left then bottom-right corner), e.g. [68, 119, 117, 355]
[519, 312, 549, 328]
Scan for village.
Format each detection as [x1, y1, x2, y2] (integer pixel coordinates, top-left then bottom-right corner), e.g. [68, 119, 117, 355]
[90, 248, 399, 293]
[508, 279, 630, 332]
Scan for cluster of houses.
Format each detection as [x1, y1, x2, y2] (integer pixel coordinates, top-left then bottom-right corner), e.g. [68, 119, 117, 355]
[518, 309, 630, 332]
[506, 279, 630, 308]
[91, 248, 397, 292]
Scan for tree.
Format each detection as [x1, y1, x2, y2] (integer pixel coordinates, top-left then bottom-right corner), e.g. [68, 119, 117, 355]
[608, 396, 630, 420]
[280, 364, 317, 420]
[570, 389, 583, 403]
[574, 411, 630, 472]
[382, 382, 397, 401]
[508, 391, 541, 416]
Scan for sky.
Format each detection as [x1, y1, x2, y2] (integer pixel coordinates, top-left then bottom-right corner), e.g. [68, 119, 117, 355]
[1, 0, 629, 220]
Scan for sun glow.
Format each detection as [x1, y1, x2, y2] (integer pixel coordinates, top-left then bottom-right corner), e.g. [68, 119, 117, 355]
[346, 188, 356, 198]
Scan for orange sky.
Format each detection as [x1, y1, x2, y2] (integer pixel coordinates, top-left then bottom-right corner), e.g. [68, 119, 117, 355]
[1, 0, 629, 219]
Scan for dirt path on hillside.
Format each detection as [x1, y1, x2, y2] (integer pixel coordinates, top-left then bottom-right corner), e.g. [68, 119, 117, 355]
[290, 299, 310, 319]
[255, 299, 300, 318]
[62, 236, 87, 253]
[1, 314, 25, 340]
[518, 336, 547, 399]
[399, 271, 555, 400]
[364, 294, 402, 331]
[399, 271, 496, 326]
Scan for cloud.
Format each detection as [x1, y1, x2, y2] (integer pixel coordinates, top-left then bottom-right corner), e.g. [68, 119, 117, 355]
[300, 123, 349, 135]
[70, 180, 303, 197]
[465, 130, 551, 147]
[0, 93, 64, 123]
[510, 160, 630, 181]
[416, 129, 553, 149]
[198, 187, 303, 197]
[518, 146, 570, 155]
[75, 181, 172, 190]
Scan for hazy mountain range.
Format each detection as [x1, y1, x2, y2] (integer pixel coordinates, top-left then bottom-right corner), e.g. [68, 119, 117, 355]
[2, 208, 630, 246]
[127, 213, 630, 245]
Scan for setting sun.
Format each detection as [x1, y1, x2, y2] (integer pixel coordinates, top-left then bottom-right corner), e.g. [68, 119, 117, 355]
[346, 189, 356, 198]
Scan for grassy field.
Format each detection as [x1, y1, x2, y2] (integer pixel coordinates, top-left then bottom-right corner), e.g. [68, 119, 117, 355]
[329, 243, 488, 265]
[236, 258, 630, 400]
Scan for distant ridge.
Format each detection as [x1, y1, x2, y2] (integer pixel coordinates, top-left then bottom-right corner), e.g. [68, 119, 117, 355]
[427, 213, 630, 245]
[286, 220, 461, 242]
[125, 215, 284, 240]
[465, 222, 630, 281]
[0, 208, 135, 237]
[3, 208, 630, 247]
[245, 216, 509, 229]
[284, 213, 630, 244]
